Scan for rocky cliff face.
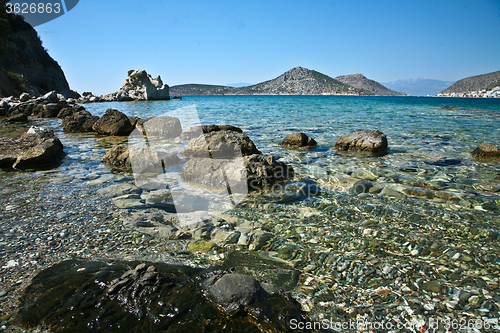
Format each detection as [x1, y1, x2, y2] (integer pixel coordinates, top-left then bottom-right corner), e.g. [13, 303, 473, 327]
[0, 14, 77, 98]
[439, 70, 500, 96]
[101, 70, 170, 101]
[335, 74, 408, 96]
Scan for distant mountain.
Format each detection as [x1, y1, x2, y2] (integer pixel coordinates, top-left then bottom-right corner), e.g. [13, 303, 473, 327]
[226, 82, 253, 87]
[170, 67, 406, 96]
[439, 70, 500, 95]
[383, 78, 455, 96]
[335, 74, 407, 96]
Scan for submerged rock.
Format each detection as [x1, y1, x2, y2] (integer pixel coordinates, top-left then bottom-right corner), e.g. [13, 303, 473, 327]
[471, 142, 500, 159]
[334, 130, 388, 156]
[14, 259, 313, 332]
[280, 132, 317, 147]
[0, 126, 64, 169]
[102, 144, 181, 169]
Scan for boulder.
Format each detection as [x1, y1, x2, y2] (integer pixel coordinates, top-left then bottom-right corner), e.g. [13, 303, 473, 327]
[471, 142, 500, 159]
[92, 108, 134, 136]
[182, 154, 293, 191]
[5, 112, 28, 122]
[334, 130, 388, 156]
[57, 105, 85, 118]
[102, 144, 181, 168]
[280, 132, 317, 147]
[19, 92, 30, 102]
[62, 111, 99, 132]
[0, 126, 65, 169]
[183, 130, 261, 159]
[38, 102, 66, 118]
[101, 70, 170, 101]
[140, 115, 182, 139]
[16, 259, 309, 332]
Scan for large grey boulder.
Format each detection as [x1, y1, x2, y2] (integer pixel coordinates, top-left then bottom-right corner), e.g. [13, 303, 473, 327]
[181, 124, 242, 140]
[334, 130, 388, 156]
[62, 111, 99, 132]
[183, 130, 261, 159]
[471, 142, 500, 159]
[102, 144, 181, 169]
[92, 108, 134, 136]
[140, 116, 182, 139]
[0, 126, 65, 169]
[208, 273, 269, 310]
[101, 70, 170, 101]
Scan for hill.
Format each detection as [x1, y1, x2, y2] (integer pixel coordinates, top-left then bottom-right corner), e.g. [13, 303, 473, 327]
[170, 67, 406, 96]
[382, 78, 454, 96]
[335, 74, 407, 96]
[439, 70, 500, 96]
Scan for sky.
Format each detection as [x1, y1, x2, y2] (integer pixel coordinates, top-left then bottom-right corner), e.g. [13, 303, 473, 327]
[33, 0, 500, 95]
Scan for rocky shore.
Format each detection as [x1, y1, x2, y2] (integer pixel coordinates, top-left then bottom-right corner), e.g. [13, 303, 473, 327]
[1, 94, 500, 332]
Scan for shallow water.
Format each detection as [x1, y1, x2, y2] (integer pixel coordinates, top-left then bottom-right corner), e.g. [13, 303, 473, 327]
[1, 96, 500, 330]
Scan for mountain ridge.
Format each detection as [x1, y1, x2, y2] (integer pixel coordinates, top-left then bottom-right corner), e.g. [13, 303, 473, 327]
[439, 70, 500, 96]
[170, 67, 405, 96]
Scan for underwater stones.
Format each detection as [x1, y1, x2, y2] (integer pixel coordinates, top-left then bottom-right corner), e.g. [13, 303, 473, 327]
[334, 130, 388, 156]
[471, 142, 500, 159]
[0, 126, 65, 169]
[188, 240, 216, 253]
[280, 132, 317, 147]
[92, 108, 134, 136]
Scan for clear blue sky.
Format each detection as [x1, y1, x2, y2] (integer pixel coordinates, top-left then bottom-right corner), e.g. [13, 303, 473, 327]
[34, 0, 500, 95]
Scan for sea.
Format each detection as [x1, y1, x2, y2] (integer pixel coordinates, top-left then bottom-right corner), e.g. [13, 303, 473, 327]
[1, 95, 500, 328]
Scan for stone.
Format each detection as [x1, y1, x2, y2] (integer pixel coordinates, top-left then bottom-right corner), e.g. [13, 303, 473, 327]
[208, 273, 269, 309]
[92, 109, 134, 136]
[183, 130, 261, 158]
[38, 103, 65, 118]
[471, 142, 500, 158]
[188, 240, 216, 253]
[102, 144, 181, 169]
[141, 116, 182, 139]
[57, 105, 85, 118]
[5, 112, 28, 122]
[181, 124, 243, 140]
[62, 111, 99, 132]
[19, 92, 30, 102]
[334, 130, 388, 156]
[0, 126, 65, 169]
[101, 70, 170, 101]
[280, 132, 317, 147]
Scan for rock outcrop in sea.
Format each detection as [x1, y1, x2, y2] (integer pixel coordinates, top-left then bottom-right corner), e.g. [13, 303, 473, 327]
[100, 70, 170, 102]
[471, 142, 500, 158]
[280, 132, 317, 147]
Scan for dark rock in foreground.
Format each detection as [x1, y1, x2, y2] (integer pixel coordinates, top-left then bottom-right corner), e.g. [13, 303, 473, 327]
[280, 132, 317, 147]
[14, 259, 314, 333]
[471, 142, 500, 159]
[92, 108, 134, 136]
[0, 126, 64, 169]
[334, 130, 388, 156]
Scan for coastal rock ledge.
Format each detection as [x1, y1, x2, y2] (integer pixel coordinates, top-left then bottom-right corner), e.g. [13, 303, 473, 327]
[101, 70, 170, 101]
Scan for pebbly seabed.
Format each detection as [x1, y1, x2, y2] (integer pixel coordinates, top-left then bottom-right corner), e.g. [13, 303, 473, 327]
[0, 95, 500, 332]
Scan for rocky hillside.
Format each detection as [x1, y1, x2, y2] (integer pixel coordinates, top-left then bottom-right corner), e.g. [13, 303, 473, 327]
[335, 74, 408, 96]
[0, 11, 77, 98]
[439, 70, 500, 95]
[170, 84, 235, 96]
[171, 67, 382, 96]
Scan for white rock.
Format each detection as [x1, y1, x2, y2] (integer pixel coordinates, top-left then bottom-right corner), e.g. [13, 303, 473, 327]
[2, 260, 19, 269]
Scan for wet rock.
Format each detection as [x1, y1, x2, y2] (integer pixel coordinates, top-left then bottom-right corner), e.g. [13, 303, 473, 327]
[15, 260, 310, 332]
[471, 142, 500, 159]
[57, 105, 85, 118]
[188, 240, 216, 252]
[102, 144, 181, 169]
[184, 130, 261, 158]
[334, 130, 388, 156]
[62, 111, 99, 132]
[97, 183, 142, 197]
[4, 112, 28, 122]
[38, 102, 66, 118]
[280, 133, 317, 147]
[181, 124, 242, 140]
[0, 126, 64, 169]
[92, 108, 134, 136]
